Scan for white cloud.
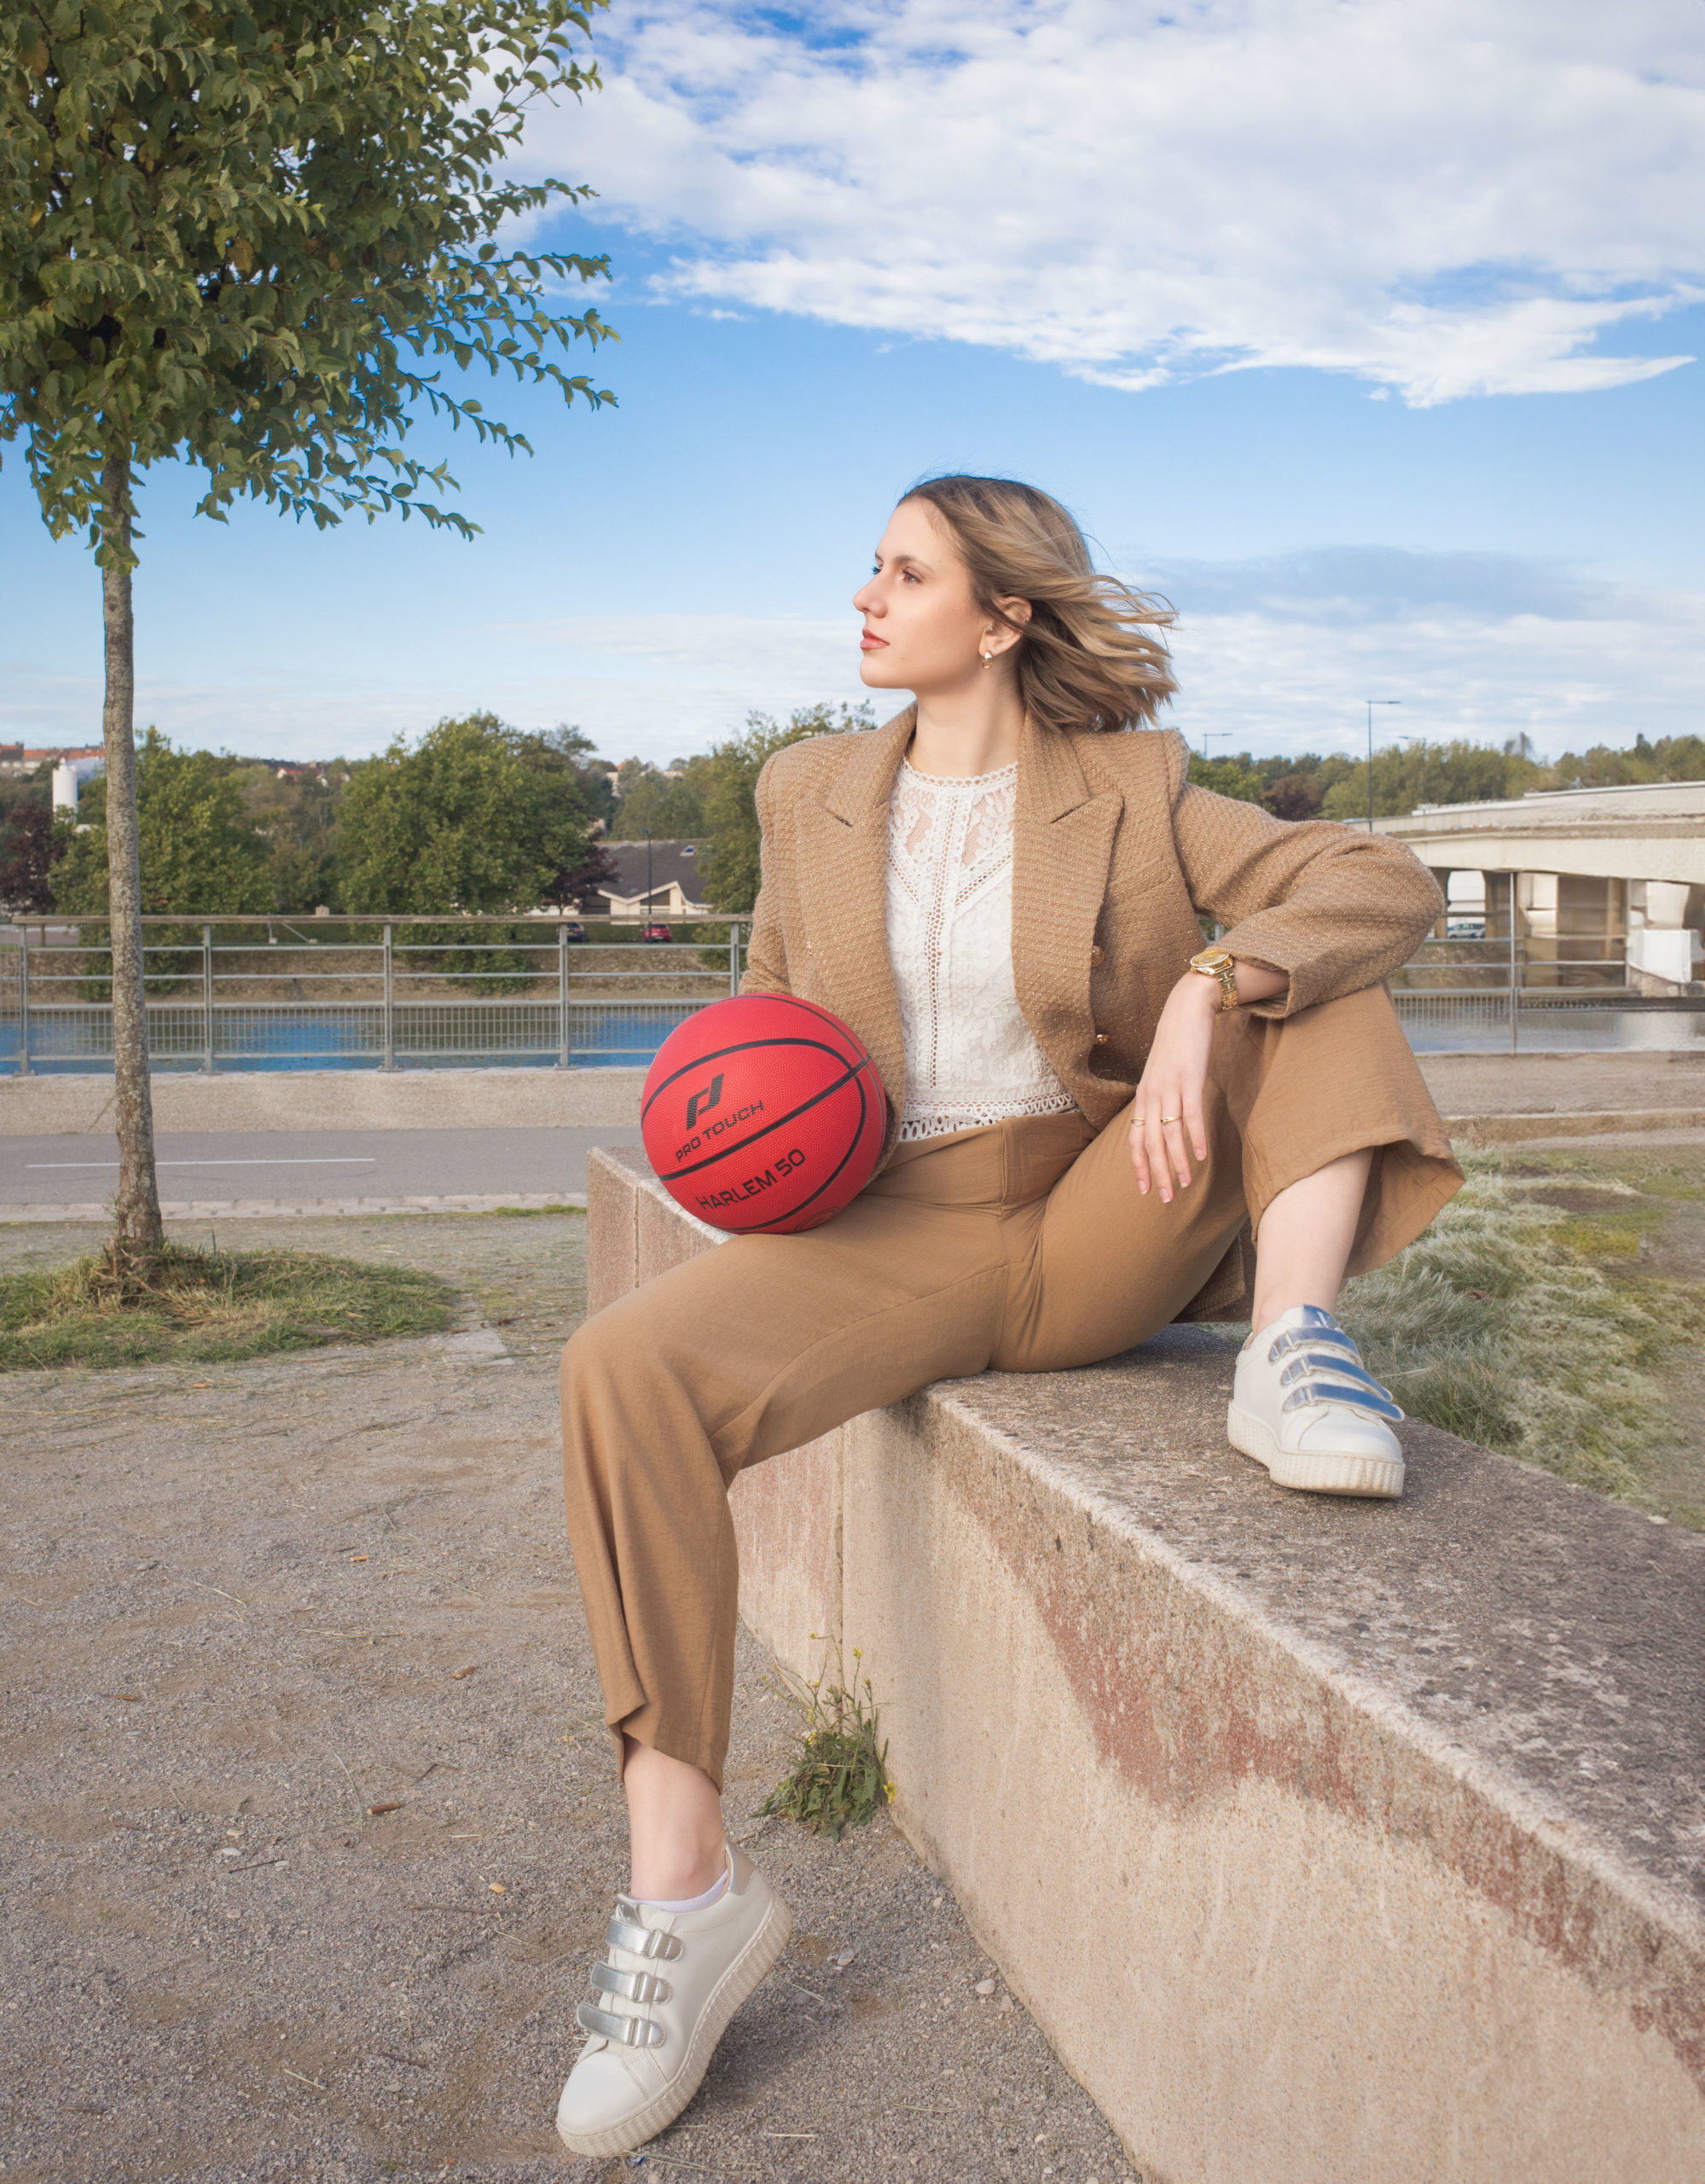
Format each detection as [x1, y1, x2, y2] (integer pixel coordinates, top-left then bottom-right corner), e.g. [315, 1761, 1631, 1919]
[6, 561, 1696, 764]
[529, 0, 1705, 404]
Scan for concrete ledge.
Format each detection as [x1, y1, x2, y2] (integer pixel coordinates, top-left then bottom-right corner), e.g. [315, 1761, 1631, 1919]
[589, 1143, 1705, 2183]
[0, 1066, 647, 1136]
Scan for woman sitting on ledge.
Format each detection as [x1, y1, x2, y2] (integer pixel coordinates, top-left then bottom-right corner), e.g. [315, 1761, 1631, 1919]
[553, 473, 1463, 2158]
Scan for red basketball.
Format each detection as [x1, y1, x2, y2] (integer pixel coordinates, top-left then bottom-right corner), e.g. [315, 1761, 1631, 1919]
[641, 994, 889, 1234]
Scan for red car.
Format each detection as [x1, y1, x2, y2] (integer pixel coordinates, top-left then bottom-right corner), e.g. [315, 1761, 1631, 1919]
[641, 921, 674, 943]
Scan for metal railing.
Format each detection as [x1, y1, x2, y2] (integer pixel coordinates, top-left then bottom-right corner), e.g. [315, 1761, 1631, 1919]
[0, 915, 747, 1074]
[3, 914, 1702, 1073]
[1389, 928, 1704, 1053]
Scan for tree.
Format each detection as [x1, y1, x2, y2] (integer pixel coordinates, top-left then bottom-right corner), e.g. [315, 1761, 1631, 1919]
[608, 755, 714, 839]
[233, 759, 351, 911]
[338, 712, 594, 914]
[52, 730, 270, 915]
[0, 798, 72, 915]
[1186, 750, 1265, 804]
[1319, 739, 1539, 822]
[699, 703, 872, 914]
[542, 839, 620, 913]
[2, 0, 615, 1257]
[1261, 770, 1324, 822]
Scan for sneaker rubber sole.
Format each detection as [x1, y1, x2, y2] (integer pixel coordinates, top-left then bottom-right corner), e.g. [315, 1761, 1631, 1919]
[1227, 1401, 1405, 1500]
[554, 1888, 793, 2159]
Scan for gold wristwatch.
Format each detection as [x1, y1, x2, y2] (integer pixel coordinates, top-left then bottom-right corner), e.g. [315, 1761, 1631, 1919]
[1188, 945, 1239, 1012]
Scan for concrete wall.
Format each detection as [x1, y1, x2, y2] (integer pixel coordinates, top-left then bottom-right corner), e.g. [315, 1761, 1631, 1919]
[589, 1144, 1705, 2184]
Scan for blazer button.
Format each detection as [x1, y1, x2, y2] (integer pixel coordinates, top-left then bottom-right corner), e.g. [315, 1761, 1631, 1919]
[1093, 1030, 1110, 1045]
[1089, 944, 1105, 967]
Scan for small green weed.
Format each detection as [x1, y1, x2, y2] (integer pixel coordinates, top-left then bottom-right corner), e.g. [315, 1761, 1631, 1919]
[761, 1642, 891, 1841]
[0, 1240, 456, 1371]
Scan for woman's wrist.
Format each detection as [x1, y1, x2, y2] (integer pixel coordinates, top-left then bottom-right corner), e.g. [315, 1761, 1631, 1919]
[1170, 968, 1222, 1017]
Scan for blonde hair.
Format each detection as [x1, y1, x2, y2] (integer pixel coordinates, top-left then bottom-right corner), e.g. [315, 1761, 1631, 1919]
[904, 473, 1176, 735]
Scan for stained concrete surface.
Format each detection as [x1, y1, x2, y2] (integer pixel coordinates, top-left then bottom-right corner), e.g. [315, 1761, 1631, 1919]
[0, 1215, 1136, 2184]
[948, 1345, 1705, 1917]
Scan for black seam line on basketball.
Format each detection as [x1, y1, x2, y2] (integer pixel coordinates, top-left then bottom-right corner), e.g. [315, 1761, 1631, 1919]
[772, 1072, 874, 1228]
[659, 1055, 875, 1182]
[725, 1073, 874, 1235]
[641, 1035, 861, 1124]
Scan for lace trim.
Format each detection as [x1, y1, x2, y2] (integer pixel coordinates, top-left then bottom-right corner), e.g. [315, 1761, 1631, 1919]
[897, 1088, 1080, 1142]
[886, 755, 1075, 1143]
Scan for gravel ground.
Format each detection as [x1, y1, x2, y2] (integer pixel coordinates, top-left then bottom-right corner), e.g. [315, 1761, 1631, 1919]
[0, 1213, 1136, 2184]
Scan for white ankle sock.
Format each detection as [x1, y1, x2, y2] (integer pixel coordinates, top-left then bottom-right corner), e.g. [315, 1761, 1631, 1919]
[638, 1851, 730, 1914]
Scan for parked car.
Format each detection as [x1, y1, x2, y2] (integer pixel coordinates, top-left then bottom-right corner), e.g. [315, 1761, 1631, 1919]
[1445, 916, 1486, 939]
[641, 921, 674, 943]
[559, 920, 587, 942]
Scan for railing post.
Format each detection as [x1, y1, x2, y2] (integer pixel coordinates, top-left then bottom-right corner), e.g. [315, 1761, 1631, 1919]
[1509, 873, 1520, 1055]
[202, 922, 214, 1072]
[382, 923, 395, 1071]
[558, 922, 570, 1069]
[728, 917, 741, 998]
[17, 930, 31, 1077]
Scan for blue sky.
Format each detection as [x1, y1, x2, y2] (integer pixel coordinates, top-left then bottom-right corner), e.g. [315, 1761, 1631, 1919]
[3, 0, 1701, 769]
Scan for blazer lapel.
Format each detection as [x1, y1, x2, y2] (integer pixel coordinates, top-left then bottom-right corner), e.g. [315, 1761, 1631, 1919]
[801, 706, 913, 1130]
[1012, 721, 1123, 1084]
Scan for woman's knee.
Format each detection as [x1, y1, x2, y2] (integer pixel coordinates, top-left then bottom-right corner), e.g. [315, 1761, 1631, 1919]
[561, 1294, 661, 1407]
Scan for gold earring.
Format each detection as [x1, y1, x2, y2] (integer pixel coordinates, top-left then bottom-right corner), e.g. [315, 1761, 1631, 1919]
[981, 649, 993, 668]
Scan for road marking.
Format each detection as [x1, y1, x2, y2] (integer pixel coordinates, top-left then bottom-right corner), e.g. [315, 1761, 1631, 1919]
[26, 1157, 378, 1169]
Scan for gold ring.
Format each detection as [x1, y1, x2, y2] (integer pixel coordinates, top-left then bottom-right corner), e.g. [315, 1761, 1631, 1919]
[1160, 1112, 1181, 1124]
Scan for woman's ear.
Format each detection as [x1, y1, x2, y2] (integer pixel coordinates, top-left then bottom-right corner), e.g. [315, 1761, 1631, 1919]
[984, 596, 1032, 659]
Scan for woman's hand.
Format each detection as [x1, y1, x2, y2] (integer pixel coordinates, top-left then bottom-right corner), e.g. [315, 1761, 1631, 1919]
[1128, 972, 1221, 1201]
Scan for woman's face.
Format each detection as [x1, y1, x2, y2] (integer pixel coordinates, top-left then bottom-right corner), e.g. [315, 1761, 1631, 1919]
[853, 498, 1015, 694]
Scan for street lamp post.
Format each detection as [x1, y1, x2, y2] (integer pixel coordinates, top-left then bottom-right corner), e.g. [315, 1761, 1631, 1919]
[1365, 700, 1401, 832]
[645, 830, 653, 923]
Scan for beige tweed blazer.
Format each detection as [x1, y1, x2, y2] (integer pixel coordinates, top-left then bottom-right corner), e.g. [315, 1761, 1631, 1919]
[743, 705, 1444, 1157]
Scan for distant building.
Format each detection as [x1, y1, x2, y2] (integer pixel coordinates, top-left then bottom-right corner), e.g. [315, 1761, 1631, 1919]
[589, 839, 710, 919]
[0, 744, 103, 777]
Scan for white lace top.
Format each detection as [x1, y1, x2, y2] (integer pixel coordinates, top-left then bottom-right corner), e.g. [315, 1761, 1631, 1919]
[887, 759, 1078, 1143]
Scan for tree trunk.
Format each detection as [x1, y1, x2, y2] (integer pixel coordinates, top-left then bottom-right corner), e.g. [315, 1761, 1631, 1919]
[101, 452, 163, 1255]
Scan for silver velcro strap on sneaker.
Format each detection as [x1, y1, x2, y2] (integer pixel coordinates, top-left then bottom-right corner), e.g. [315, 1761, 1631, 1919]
[606, 1914, 683, 1960]
[591, 1960, 672, 2006]
[1282, 1380, 1403, 1421]
[1267, 1325, 1358, 1366]
[577, 1999, 666, 2047]
[1278, 1352, 1393, 1399]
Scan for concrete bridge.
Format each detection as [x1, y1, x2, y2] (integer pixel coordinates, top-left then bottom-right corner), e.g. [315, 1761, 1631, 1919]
[1374, 778, 1705, 993]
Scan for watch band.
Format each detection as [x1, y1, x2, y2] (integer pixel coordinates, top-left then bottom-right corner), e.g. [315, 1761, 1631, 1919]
[1189, 947, 1239, 1012]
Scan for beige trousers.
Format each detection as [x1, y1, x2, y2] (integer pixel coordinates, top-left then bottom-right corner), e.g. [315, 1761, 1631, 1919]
[560, 985, 1460, 1788]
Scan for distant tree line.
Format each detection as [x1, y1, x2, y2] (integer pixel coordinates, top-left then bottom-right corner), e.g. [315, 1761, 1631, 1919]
[6, 719, 1703, 921]
[1189, 732, 1705, 822]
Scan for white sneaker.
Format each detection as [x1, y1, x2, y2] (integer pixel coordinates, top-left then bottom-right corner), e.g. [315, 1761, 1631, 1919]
[1227, 1304, 1406, 1499]
[554, 1847, 792, 2158]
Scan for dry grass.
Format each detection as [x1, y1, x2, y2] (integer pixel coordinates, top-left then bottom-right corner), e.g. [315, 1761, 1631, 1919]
[1333, 1148, 1705, 1506]
[0, 1239, 456, 1372]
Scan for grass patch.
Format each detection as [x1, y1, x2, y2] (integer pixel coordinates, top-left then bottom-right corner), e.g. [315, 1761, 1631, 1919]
[1332, 1148, 1705, 1506]
[761, 1643, 891, 1841]
[0, 1240, 457, 1372]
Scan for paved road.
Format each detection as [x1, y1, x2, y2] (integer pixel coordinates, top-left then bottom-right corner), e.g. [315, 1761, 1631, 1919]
[0, 1125, 644, 1208]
